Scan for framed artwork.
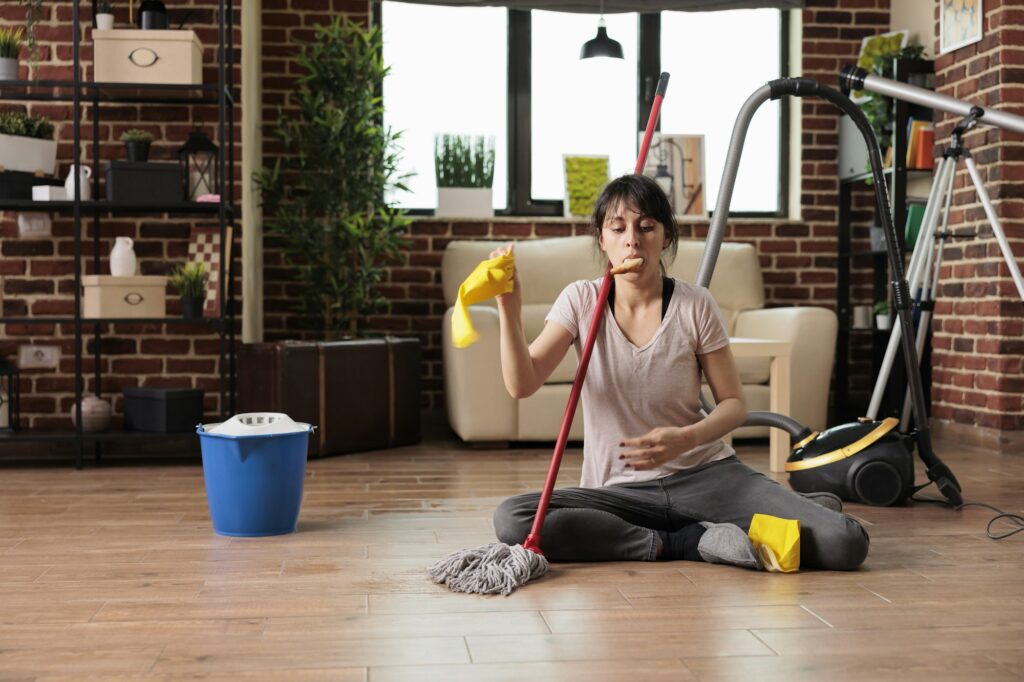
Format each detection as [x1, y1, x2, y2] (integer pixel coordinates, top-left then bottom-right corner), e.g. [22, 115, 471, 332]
[639, 133, 706, 217]
[187, 225, 233, 317]
[941, 0, 983, 54]
[562, 155, 609, 218]
[852, 29, 909, 100]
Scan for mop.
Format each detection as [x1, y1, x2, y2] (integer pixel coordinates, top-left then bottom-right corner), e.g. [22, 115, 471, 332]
[429, 73, 670, 596]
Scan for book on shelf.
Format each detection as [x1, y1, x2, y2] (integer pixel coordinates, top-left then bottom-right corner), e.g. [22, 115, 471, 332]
[905, 203, 926, 249]
[906, 119, 935, 170]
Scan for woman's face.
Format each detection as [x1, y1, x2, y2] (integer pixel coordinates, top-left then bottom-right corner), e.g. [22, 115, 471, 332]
[599, 198, 667, 278]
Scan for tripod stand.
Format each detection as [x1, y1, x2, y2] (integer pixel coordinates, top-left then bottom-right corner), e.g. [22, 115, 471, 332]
[867, 107, 1024, 424]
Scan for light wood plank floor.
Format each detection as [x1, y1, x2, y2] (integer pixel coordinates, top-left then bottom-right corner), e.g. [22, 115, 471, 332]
[1, 436, 1022, 681]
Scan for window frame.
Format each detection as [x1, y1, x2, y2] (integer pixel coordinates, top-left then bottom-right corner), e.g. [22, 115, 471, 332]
[375, 4, 790, 218]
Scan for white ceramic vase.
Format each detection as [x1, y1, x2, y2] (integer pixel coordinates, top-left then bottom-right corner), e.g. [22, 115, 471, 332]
[110, 237, 137, 276]
[71, 396, 112, 433]
[64, 164, 92, 201]
[0, 57, 18, 81]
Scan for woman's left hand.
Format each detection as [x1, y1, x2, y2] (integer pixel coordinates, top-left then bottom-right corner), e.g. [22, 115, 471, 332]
[620, 426, 699, 470]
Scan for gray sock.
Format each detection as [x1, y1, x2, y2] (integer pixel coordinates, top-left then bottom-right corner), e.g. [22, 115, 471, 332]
[800, 491, 843, 513]
[696, 522, 761, 570]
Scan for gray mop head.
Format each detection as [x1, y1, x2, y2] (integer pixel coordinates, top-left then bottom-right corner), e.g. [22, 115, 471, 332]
[429, 542, 549, 596]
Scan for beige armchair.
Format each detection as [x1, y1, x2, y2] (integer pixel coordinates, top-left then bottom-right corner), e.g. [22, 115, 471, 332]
[441, 235, 837, 443]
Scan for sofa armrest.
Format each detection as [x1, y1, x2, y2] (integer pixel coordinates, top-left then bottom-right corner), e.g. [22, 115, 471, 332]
[442, 306, 517, 441]
[733, 306, 837, 431]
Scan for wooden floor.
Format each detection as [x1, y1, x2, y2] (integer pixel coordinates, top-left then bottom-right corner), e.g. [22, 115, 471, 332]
[1, 435, 1023, 681]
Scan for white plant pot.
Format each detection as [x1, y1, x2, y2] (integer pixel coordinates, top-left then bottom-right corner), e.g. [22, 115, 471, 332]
[436, 187, 493, 218]
[0, 57, 18, 81]
[96, 13, 115, 30]
[0, 133, 58, 175]
[875, 314, 891, 330]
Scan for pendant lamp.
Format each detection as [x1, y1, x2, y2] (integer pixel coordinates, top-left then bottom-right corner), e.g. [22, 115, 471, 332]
[580, 1, 623, 60]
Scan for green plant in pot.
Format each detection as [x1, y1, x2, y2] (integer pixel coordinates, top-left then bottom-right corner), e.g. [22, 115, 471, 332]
[0, 26, 23, 81]
[96, 2, 115, 30]
[120, 128, 153, 163]
[255, 16, 411, 339]
[250, 17, 421, 458]
[170, 261, 207, 319]
[434, 133, 495, 218]
[873, 300, 891, 330]
[0, 110, 57, 176]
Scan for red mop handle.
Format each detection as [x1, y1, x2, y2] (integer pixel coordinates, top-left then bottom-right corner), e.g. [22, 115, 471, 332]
[523, 72, 670, 555]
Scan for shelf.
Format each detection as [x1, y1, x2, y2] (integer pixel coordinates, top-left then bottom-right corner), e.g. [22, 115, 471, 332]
[0, 316, 226, 328]
[840, 167, 933, 184]
[0, 200, 230, 215]
[0, 429, 199, 443]
[0, 80, 236, 106]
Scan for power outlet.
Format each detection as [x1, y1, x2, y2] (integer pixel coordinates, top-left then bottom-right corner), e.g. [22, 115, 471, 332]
[18, 345, 60, 369]
[17, 212, 52, 238]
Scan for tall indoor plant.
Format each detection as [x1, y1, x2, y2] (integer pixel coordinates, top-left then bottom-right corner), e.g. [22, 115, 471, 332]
[257, 16, 411, 339]
[250, 17, 419, 457]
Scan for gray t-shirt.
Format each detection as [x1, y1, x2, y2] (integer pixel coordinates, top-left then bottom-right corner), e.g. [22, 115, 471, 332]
[546, 277, 735, 488]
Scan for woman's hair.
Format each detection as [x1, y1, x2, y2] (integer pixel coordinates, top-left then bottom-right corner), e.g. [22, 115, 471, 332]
[591, 174, 679, 270]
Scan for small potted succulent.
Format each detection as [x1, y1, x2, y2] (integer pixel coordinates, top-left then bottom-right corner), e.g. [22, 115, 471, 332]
[874, 300, 891, 330]
[0, 110, 56, 175]
[169, 261, 207, 319]
[96, 2, 115, 30]
[0, 26, 24, 81]
[120, 128, 153, 162]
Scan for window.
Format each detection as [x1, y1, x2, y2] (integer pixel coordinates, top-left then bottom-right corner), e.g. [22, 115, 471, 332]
[380, 3, 787, 216]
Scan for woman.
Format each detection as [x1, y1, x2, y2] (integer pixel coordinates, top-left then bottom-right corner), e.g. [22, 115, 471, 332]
[491, 174, 869, 570]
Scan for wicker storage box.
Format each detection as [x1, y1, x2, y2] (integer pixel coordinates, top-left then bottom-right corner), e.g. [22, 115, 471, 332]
[82, 275, 167, 318]
[93, 29, 203, 85]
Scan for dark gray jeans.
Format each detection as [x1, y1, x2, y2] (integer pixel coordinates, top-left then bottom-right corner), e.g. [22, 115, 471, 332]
[494, 455, 869, 570]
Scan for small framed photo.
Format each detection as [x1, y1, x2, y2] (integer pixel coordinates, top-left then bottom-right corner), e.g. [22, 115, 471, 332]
[562, 155, 609, 218]
[941, 0, 983, 54]
[639, 133, 706, 217]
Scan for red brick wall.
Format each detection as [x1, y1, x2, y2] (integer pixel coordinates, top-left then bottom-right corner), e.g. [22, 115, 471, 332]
[0, 1, 241, 429]
[929, 0, 1024, 435]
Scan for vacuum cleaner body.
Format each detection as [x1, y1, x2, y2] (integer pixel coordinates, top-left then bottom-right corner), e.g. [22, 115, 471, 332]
[786, 418, 915, 506]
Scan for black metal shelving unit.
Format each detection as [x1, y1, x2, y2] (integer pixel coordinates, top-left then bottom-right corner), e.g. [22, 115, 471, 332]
[835, 58, 934, 423]
[0, 1, 237, 467]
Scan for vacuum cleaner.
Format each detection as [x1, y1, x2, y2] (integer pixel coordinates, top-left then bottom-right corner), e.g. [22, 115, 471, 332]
[693, 77, 962, 508]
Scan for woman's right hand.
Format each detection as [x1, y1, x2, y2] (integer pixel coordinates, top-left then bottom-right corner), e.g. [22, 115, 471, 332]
[490, 244, 521, 312]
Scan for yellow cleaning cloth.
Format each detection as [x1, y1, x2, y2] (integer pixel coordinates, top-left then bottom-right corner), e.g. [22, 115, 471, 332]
[748, 513, 801, 573]
[451, 250, 515, 348]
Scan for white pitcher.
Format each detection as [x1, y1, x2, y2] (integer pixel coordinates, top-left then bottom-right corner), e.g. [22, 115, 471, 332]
[110, 237, 137, 277]
[64, 164, 92, 201]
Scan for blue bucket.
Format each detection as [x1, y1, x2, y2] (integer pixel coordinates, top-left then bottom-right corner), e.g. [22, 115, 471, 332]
[197, 421, 313, 537]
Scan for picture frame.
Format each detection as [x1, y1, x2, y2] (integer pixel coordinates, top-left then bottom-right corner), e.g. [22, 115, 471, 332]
[941, 0, 983, 55]
[187, 225, 233, 317]
[639, 133, 706, 217]
[852, 29, 909, 101]
[562, 154, 609, 218]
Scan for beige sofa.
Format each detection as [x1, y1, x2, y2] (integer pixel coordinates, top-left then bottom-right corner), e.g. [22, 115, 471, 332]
[441, 235, 837, 442]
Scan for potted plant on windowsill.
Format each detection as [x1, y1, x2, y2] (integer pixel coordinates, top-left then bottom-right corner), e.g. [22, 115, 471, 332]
[434, 133, 495, 218]
[0, 26, 23, 81]
[169, 260, 207, 319]
[0, 111, 56, 176]
[251, 17, 420, 457]
[120, 128, 153, 162]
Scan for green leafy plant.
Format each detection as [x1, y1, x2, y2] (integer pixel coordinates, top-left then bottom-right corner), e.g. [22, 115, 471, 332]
[17, 0, 42, 78]
[0, 111, 53, 139]
[873, 300, 890, 315]
[0, 26, 24, 60]
[98, 2, 113, 13]
[169, 261, 208, 299]
[119, 128, 153, 143]
[860, 43, 926, 151]
[434, 134, 495, 188]
[255, 16, 411, 339]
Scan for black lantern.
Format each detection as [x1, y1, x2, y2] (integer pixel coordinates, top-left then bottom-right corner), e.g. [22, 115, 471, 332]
[179, 130, 219, 201]
[0, 356, 20, 432]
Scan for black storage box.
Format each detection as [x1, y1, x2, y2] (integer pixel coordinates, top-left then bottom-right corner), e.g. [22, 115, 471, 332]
[0, 170, 62, 200]
[105, 161, 183, 204]
[123, 387, 204, 433]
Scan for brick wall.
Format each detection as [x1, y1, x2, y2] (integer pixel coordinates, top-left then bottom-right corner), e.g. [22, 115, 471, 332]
[0, 1, 241, 429]
[929, 0, 1024, 442]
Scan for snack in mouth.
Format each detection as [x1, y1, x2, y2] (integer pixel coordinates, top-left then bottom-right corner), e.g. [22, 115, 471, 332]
[610, 257, 644, 275]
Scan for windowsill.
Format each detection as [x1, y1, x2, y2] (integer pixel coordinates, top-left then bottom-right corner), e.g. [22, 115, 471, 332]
[411, 214, 789, 224]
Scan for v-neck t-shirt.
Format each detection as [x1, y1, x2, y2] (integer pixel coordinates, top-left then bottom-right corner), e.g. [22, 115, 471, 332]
[546, 277, 734, 488]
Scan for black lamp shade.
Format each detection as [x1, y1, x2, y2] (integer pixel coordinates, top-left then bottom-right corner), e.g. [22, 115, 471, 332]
[178, 130, 219, 201]
[581, 24, 624, 60]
